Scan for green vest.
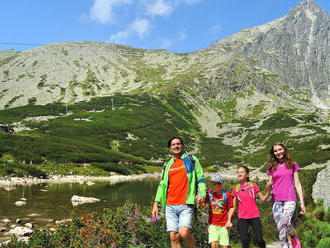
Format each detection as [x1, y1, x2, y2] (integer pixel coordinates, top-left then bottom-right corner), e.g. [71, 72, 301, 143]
[154, 153, 206, 208]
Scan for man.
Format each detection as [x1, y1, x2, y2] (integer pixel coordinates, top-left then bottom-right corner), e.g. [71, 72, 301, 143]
[152, 137, 206, 248]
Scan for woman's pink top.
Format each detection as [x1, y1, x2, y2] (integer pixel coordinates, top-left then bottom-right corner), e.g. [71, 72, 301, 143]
[232, 183, 260, 219]
[266, 162, 300, 202]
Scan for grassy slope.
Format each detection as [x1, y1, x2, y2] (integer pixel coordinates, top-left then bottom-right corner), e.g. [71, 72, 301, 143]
[0, 92, 329, 176]
[0, 93, 200, 175]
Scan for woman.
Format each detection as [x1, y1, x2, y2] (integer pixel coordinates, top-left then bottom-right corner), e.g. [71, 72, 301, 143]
[267, 142, 305, 248]
[232, 166, 270, 248]
[151, 137, 206, 248]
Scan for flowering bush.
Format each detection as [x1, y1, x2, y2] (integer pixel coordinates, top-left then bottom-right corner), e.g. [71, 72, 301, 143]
[2, 204, 171, 248]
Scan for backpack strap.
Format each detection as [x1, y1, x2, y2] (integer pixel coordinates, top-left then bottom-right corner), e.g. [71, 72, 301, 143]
[236, 182, 255, 201]
[249, 182, 255, 198]
[208, 190, 214, 202]
[235, 184, 241, 201]
[222, 189, 227, 204]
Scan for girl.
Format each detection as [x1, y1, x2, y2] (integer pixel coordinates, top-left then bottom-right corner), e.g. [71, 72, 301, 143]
[232, 166, 271, 248]
[267, 142, 305, 248]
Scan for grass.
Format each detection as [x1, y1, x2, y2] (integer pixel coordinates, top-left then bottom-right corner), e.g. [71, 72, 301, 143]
[0, 93, 200, 174]
[0, 92, 328, 175]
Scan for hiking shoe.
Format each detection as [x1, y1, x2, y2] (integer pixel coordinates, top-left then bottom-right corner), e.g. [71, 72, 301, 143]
[291, 237, 301, 248]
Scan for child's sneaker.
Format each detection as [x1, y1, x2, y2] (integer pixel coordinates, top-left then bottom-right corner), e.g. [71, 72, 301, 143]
[291, 237, 301, 248]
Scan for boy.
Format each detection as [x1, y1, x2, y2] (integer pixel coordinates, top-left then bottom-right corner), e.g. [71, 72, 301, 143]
[200, 173, 234, 248]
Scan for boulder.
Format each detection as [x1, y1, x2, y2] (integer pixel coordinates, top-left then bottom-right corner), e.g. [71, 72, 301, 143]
[15, 201, 26, 206]
[312, 164, 330, 208]
[24, 223, 34, 229]
[1, 218, 11, 224]
[6, 226, 33, 236]
[71, 195, 100, 206]
[55, 219, 72, 225]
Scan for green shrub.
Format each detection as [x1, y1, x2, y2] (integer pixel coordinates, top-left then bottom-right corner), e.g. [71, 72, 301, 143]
[317, 237, 330, 248]
[301, 198, 330, 248]
[325, 206, 330, 222]
[315, 206, 325, 221]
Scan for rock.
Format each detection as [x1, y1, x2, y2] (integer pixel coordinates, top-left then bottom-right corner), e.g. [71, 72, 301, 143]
[71, 195, 101, 206]
[1, 219, 11, 224]
[16, 219, 22, 224]
[312, 164, 330, 208]
[15, 201, 26, 206]
[10, 224, 17, 229]
[24, 223, 33, 229]
[20, 198, 27, 201]
[27, 213, 40, 217]
[0, 226, 6, 232]
[55, 219, 72, 225]
[6, 226, 33, 236]
[86, 181, 95, 185]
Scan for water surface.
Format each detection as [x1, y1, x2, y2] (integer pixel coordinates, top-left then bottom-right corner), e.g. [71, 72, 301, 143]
[0, 179, 159, 224]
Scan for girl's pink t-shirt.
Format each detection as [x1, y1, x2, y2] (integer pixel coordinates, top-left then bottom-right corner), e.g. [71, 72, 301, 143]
[266, 162, 300, 202]
[232, 183, 260, 219]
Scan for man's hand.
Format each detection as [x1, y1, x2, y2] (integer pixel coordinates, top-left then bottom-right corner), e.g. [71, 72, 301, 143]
[152, 202, 159, 218]
[195, 195, 204, 204]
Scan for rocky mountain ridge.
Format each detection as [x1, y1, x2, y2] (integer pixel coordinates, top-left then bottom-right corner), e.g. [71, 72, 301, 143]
[0, 0, 329, 112]
[207, 0, 330, 108]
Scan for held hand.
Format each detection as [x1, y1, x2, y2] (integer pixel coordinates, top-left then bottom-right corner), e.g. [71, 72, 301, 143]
[151, 202, 159, 218]
[195, 195, 204, 204]
[198, 202, 206, 209]
[225, 221, 232, 229]
[266, 181, 273, 189]
[300, 203, 306, 214]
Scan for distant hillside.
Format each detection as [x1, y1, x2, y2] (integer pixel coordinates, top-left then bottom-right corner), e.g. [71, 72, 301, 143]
[0, 0, 329, 175]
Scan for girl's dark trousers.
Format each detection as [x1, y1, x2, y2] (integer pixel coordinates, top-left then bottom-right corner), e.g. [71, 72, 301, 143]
[239, 217, 266, 248]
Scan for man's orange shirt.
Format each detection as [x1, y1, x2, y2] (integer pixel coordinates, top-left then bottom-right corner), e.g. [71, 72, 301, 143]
[166, 158, 188, 205]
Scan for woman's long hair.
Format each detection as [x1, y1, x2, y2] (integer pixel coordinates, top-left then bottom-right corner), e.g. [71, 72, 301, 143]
[268, 142, 295, 172]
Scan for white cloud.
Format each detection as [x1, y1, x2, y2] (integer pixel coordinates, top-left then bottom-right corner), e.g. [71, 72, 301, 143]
[130, 19, 151, 38]
[89, 0, 132, 24]
[110, 18, 152, 43]
[143, 0, 201, 17]
[145, 0, 173, 16]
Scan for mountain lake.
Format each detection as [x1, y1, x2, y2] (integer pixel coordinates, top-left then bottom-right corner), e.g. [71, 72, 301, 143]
[0, 179, 159, 225]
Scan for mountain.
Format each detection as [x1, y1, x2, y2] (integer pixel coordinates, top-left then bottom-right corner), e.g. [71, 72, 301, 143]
[0, 0, 329, 175]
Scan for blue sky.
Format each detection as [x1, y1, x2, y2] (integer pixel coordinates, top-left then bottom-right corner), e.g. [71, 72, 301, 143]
[1, 0, 329, 53]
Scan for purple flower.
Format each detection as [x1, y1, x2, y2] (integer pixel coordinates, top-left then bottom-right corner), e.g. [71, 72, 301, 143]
[134, 211, 139, 217]
[111, 242, 117, 248]
[131, 237, 137, 245]
[149, 214, 160, 222]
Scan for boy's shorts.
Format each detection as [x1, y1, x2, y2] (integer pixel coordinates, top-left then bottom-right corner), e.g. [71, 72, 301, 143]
[165, 205, 194, 232]
[208, 224, 229, 245]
